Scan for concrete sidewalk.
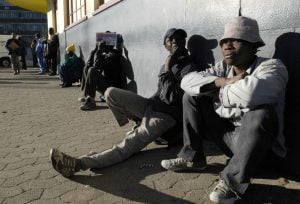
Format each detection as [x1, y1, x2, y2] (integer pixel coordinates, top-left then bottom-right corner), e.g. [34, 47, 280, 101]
[0, 67, 299, 204]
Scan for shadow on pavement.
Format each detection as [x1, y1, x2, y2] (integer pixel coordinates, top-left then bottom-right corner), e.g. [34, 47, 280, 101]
[0, 76, 60, 81]
[71, 147, 222, 203]
[239, 183, 300, 204]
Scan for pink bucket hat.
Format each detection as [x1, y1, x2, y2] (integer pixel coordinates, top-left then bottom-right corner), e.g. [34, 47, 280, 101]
[220, 16, 265, 47]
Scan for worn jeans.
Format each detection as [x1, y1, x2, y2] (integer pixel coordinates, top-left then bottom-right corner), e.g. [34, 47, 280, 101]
[178, 93, 278, 194]
[10, 53, 20, 72]
[80, 87, 176, 170]
[83, 67, 109, 98]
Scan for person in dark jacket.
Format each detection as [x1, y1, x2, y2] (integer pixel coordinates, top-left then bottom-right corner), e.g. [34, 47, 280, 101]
[31, 39, 38, 67]
[5, 33, 21, 75]
[17, 36, 27, 70]
[47, 27, 59, 75]
[79, 37, 123, 110]
[50, 28, 194, 177]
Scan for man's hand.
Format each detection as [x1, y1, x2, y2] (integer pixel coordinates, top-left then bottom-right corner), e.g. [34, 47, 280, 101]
[215, 72, 248, 87]
[164, 47, 181, 72]
[97, 40, 106, 51]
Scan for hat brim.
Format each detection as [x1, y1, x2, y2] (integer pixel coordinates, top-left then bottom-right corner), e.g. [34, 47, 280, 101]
[188, 35, 218, 50]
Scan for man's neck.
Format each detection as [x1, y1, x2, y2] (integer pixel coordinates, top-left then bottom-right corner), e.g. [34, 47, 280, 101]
[233, 55, 257, 75]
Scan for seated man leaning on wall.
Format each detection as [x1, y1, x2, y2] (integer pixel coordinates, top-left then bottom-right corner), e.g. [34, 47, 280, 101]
[161, 16, 288, 204]
[50, 28, 195, 177]
[79, 36, 123, 110]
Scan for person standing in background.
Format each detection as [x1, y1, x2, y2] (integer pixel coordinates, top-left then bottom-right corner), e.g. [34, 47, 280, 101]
[31, 39, 38, 67]
[47, 27, 59, 76]
[17, 35, 27, 70]
[35, 33, 46, 74]
[5, 33, 21, 75]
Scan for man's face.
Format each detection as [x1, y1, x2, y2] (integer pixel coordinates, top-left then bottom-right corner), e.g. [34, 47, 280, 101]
[221, 38, 255, 66]
[164, 34, 185, 54]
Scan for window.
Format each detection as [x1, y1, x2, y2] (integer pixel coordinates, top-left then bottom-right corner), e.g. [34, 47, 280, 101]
[94, 0, 123, 15]
[68, 0, 86, 25]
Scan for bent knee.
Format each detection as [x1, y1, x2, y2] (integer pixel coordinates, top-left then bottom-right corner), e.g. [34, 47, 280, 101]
[104, 87, 118, 101]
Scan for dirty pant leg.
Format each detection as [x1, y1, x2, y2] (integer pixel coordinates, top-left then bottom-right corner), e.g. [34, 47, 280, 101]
[10, 54, 20, 72]
[104, 87, 148, 126]
[221, 105, 278, 194]
[36, 52, 45, 72]
[178, 94, 234, 161]
[81, 65, 91, 91]
[79, 107, 177, 170]
[83, 67, 100, 98]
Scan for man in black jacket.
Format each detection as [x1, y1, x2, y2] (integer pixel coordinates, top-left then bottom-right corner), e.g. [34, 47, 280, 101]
[5, 33, 21, 75]
[50, 28, 194, 177]
[47, 27, 59, 75]
[79, 40, 122, 110]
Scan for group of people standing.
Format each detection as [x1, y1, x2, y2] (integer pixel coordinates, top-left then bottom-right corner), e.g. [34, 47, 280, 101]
[33, 27, 60, 75]
[5, 27, 60, 76]
[50, 16, 288, 204]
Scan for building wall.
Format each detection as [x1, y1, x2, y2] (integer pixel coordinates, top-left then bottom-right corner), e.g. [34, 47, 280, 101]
[54, 0, 300, 97]
[0, 0, 47, 62]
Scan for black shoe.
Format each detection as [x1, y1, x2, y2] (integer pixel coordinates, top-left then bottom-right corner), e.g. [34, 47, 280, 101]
[49, 72, 56, 76]
[61, 83, 72, 88]
[50, 148, 81, 177]
[80, 96, 96, 110]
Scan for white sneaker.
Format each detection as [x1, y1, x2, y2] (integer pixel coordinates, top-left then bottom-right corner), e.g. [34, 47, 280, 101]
[209, 180, 239, 204]
[161, 157, 207, 171]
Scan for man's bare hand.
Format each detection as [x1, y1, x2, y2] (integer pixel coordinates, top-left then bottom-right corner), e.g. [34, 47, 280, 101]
[165, 47, 180, 72]
[97, 40, 106, 50]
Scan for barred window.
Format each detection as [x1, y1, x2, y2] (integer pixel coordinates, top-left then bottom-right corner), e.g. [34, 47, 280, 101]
[68, 0, 86, 25]
[95, 0, 123, 14]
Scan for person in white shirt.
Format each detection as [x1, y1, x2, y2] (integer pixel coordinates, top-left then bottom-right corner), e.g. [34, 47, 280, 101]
[161, 16, 288, 204]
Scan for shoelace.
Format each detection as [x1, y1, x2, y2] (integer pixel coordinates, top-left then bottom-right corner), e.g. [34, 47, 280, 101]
[214, 180, 241, 200]
[169, 158, 186, 166]
[62, 154, 76, 174]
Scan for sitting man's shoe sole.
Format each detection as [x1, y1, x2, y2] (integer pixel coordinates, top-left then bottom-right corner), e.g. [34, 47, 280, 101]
[161, 157, 207, 172]
[50, 148, 79, 178]
[80, 103, 96, 111]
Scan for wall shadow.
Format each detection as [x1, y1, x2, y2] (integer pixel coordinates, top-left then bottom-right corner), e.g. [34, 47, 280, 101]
[120, 45, 137, 93]
[187, 34, 218, 71]
[273, 32, 300, 179]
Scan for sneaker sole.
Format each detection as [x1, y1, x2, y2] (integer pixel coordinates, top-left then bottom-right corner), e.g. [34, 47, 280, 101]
[80, 106, 96, 111]
[161, 161, 207, 172]
[209, 192, 236, 204]
[168, 165, 207, 172]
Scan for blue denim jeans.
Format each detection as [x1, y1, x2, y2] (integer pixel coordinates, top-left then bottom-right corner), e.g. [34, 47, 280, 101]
[178, 93, 278, 194]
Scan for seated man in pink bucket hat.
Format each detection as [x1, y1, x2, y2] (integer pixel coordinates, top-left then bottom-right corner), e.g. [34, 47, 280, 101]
[161, 16, 288, 203]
